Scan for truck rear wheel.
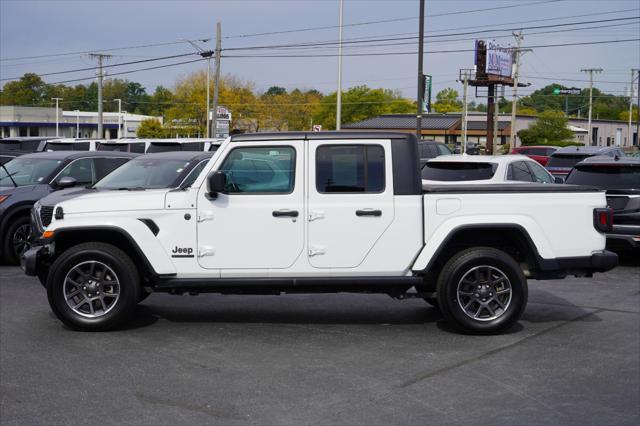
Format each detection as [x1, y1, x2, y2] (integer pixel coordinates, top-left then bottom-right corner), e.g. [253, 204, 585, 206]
[46, 242, 140, 331]
[436, 247, 527, 334]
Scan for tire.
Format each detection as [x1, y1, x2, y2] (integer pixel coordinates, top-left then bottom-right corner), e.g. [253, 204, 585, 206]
[2, 216, 31, 265]
[436, 247, 527, 335]
[46, 242, 140, 331]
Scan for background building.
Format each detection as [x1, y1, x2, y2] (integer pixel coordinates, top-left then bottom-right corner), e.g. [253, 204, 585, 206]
[344, 113, 639, 148]
[0, 106, 161, 139]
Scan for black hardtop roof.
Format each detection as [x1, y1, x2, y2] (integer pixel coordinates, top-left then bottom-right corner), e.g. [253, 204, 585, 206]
[552, 146, 619, 156]
[133, 151, 214, 161]
[230, 131, 416, 142]
[17, 151, 139, 160]
[576, 155, 640, 166]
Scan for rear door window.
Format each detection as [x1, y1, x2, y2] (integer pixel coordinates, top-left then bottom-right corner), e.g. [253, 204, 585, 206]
[316, 145, 385, 192]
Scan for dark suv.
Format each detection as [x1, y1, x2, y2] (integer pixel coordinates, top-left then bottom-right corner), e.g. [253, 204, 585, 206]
[546, 146, 625, 178]
[0, 151, 137, 264]
[417, 140, 452, 167]
[565, 155, 640, 251]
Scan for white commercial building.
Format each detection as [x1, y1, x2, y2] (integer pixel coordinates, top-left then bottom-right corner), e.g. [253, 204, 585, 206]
[0, 106, 162, 139]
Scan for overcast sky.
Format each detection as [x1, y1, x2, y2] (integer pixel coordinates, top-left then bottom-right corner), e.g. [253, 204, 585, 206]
[1, 0, 639, 103]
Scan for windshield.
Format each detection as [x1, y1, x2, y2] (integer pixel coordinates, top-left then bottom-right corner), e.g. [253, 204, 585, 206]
[547, 154, 590, 168]
[422, 162, 497, 181]
[0, 158, 62, 186]
[93, 158, 191, 189]
[566, 166, 640, 189]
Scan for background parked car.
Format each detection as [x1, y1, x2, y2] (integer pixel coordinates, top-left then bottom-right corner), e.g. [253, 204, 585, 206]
[565, 155, 640, 252]
[0, 151, 137, 264]
[510, 145, 559, 166]
[546, 146, 626, 178]
[417, 140, 452, 167]
[422, 154, 560, 185]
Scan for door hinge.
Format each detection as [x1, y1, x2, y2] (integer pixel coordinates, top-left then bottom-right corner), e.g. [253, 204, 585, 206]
[308, 210, 325, 222]
[198, 246, 215, 257]
[308, 245, 326, 257]
[197, 211, 214, 222]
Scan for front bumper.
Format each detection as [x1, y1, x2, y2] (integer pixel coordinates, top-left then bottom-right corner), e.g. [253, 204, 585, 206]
[21, 244, 51, 277]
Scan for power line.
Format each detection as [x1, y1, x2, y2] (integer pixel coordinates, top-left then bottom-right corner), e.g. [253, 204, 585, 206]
[46, 57, 207, 85]
[224, 0, 564, 39]
[0, 39, 210, 62]
[222, 38, 640, 58]
[1, 52, 198, 82]
[223, 16, 639, 52]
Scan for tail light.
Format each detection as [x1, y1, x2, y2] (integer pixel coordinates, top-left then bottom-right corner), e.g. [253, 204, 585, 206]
[593, 208, 613, 233]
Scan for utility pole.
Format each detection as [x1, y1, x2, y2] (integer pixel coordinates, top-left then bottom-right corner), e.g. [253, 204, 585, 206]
[581, 68, 603, 146]
[336, 0, 344, 130]
[637, 68, 640, 146]
[89, 53, 111, 139]
[486, 84, 496, 155]
[416, 0, 425, 140]
[461, 71, 469, 154]
[212, 22, 222, 138]
[52, 97, 63, 137]
[114, 99, 122, 138]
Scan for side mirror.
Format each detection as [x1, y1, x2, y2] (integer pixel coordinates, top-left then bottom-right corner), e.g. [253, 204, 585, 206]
[554, 176, 565, 184]
[56, 176, 77, 189]
[207, 171, 226, 198]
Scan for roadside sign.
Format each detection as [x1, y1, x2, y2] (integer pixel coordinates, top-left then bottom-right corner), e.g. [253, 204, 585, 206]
[312, 124, 322, 132]
[553, 88, 581, 95]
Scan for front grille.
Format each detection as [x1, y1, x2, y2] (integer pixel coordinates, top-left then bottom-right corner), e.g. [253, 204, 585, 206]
[606, 196, 629, 211]
[40, 206, 54, 227]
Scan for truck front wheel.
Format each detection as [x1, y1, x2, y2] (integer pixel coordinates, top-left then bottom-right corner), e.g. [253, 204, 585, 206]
[46, 242, 140, 331]
[436, 247, 527, 334]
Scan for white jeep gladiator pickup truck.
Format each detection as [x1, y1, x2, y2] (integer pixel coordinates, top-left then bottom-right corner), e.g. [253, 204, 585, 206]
[22, 132, 618, 334]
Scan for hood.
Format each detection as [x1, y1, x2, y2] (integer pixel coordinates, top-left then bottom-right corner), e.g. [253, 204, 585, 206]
[0, 184, 40, 197]
[55, 189, 169, 214]
[39, 187, 96, 207]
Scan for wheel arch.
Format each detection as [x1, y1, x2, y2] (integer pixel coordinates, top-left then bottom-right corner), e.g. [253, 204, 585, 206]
[51, 226, 173, 283]
[413, 224, 546, 280]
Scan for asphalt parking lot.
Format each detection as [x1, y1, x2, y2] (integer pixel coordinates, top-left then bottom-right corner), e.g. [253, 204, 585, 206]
[1, 258, 639, 425]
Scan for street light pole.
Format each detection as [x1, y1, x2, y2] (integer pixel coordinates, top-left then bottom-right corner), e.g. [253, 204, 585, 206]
[52, 97, 63, 136]
[122, 111, 128, 138]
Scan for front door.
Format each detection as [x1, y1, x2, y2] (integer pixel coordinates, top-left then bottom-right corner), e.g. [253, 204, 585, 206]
[196, 142, 304, 270]
[307, 140, 394, 268]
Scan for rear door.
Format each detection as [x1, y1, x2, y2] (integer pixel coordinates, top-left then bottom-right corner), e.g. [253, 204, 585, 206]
[307, 140, 394, 268]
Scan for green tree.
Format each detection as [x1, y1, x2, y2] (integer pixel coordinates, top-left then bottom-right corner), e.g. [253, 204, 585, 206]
[432, 88, 463, 113]
[148, 86, 174, 116]
[313, 85, 413, 130]
[517, 110, 576, 146]
[136, 118, 167, 138]
[0, 73, 48, 105]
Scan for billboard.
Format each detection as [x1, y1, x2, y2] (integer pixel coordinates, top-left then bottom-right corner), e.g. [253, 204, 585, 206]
[475, 40, 513, 78]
